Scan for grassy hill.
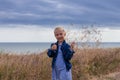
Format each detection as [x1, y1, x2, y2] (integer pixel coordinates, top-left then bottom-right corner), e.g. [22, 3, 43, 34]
[0, 48, 120, 80]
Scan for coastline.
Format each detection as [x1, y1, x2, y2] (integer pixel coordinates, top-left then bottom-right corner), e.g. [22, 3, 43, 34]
[0, 42, 120, 53]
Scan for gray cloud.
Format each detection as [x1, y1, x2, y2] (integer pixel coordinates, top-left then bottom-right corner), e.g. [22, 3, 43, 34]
[0, 0, 120, 26]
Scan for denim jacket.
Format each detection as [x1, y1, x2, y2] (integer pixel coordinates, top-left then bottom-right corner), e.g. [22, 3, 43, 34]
[47, 40, 75, 71]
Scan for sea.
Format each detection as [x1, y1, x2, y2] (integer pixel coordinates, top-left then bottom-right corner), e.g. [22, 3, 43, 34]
[0, 42, 120, 54]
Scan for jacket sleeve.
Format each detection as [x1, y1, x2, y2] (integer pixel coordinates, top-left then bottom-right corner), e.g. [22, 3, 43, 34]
[47, 49, 57, 57]
[47, 43, 57, 58]
[64, 44, 75, 60]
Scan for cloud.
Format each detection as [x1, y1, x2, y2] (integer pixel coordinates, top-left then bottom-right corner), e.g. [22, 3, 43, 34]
[102, 28, 120, 42]
[0, 25, 56, 42]
[0, 0, 120, 25]
[0, 24, 120, 42]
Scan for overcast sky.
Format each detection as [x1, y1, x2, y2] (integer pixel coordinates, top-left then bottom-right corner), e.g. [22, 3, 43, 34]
[0, 0, 120, 42]
[0, 0, 120, 25]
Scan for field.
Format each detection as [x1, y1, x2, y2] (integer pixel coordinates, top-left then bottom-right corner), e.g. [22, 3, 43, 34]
[0, 48, 120, 80]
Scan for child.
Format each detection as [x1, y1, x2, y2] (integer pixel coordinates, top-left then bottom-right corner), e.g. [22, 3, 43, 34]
[47, 27, 75, 80]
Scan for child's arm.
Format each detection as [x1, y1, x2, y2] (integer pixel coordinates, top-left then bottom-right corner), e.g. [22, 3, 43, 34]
[47, 43, 57, 58]
[63, 44, 75, 60]
[70, 42, 75, 50]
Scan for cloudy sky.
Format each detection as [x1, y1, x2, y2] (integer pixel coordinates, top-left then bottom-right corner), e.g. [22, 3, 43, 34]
[0, 0, 120, 42]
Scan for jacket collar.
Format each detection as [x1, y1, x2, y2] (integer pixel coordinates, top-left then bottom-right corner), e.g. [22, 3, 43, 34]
[56, 40, 66, 46]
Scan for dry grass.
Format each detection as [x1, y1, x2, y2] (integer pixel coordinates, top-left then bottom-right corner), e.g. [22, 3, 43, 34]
[0, 48, 120, 80]
[72, 48, 120, 80]
[0, 51, 51, 80]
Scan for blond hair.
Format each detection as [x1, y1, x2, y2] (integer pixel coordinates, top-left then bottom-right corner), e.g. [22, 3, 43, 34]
[54, 26, 65, 33]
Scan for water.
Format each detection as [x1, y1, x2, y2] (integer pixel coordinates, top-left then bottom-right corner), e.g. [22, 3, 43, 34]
[100, 42, 120, 48]
[0, 42, 120, 53]
[0, 42, 51, 53]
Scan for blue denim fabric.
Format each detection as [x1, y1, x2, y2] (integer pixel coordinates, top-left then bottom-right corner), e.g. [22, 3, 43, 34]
[47, 40, 75, 71]
[52, 68, 72, 80]
[47, 40, 75, 80]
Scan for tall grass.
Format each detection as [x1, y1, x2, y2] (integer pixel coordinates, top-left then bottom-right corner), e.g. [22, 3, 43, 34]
[72, 48, 120, 80]
[0, 48, 120, 80]
[65, 24, 102, 48]
[0, 51, 51, 80]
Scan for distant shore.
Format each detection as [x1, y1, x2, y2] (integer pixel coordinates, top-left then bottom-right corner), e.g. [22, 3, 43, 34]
[0, 42, 120, 53]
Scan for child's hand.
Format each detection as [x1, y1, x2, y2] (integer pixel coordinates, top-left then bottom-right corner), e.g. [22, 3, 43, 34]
[51, 44, 57, 50]
[70, 42, 75, 50]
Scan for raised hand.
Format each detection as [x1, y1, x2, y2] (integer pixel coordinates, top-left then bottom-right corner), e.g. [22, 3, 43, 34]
[70, 42, 75, 50]
[51, 44, 57, 50]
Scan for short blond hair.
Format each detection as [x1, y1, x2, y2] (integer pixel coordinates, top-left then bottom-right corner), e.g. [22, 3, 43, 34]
[54, 26, 65, 33]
